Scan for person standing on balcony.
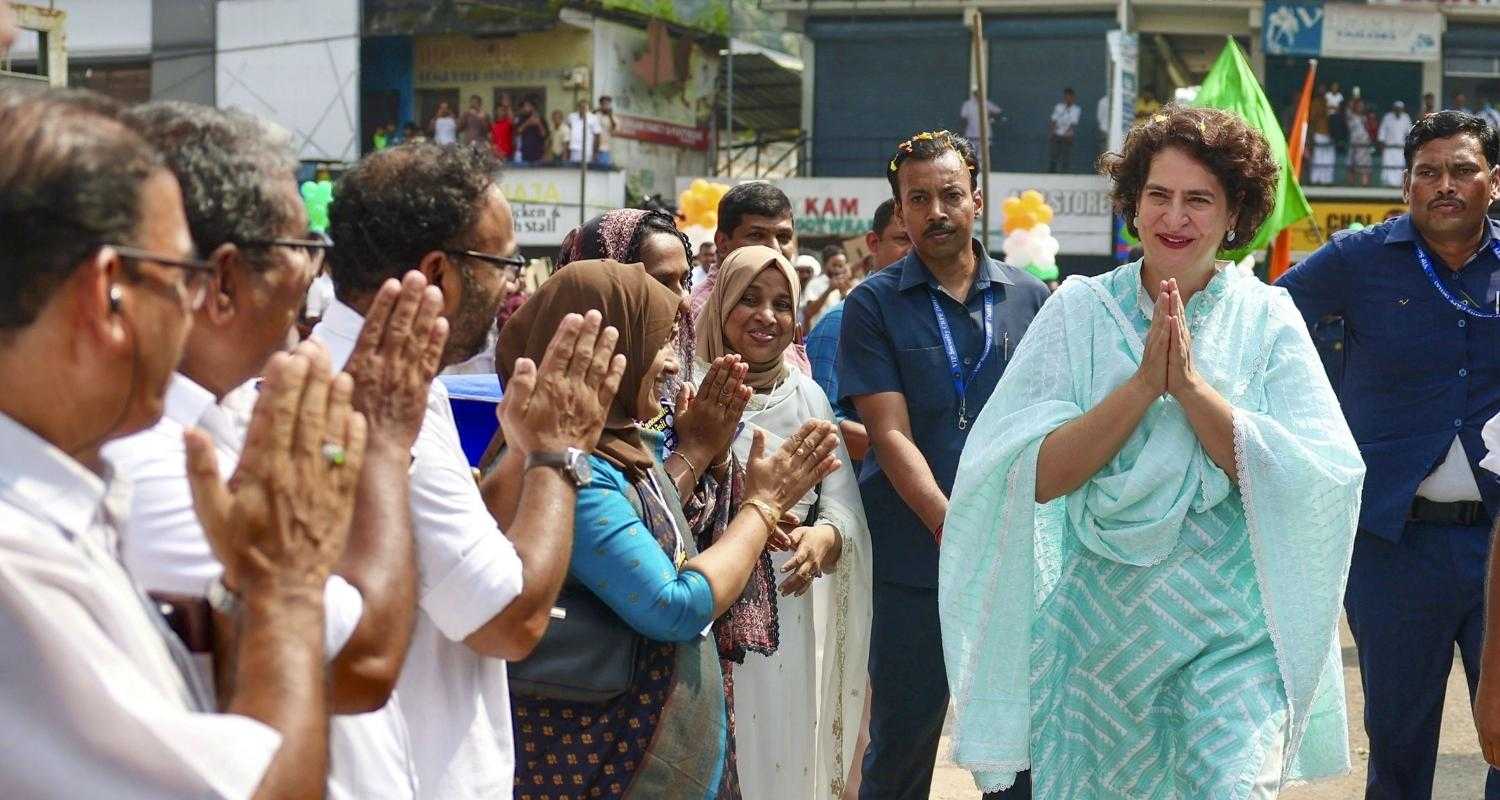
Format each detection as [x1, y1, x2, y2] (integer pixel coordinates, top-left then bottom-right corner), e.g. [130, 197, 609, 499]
[1048, 88, 1081, 173]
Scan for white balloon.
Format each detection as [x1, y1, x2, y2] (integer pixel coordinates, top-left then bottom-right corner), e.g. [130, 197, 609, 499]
[1032, 224, 1052, 239]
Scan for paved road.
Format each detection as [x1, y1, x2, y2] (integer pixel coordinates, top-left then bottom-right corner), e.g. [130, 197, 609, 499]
[929, 617, 1490, 799]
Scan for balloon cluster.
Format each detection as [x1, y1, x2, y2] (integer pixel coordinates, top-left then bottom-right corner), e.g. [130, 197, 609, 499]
[302, 180, 334, 234]
[678, 179, 730, 231]
[1001, 190, 1061, 282]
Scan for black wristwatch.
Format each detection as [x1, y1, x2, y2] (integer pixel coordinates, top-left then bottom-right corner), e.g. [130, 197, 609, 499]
[524, 447, 592, 488]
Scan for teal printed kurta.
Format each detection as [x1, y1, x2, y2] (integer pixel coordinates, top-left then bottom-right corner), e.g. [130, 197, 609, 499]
[938, 261, 1365, 796]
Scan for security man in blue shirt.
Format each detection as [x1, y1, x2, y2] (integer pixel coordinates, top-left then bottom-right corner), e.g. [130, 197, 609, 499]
[1278, 111, 1500, 799]
[838, 131, 1048, 800]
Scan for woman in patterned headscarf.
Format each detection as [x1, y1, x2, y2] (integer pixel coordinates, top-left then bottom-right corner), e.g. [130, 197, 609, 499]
[492, 260, 840, 799]
[530, 212, 789, 776]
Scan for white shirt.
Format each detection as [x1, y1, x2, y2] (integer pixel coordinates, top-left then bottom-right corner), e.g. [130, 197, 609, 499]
[1325, 91, 1344, 112]
[0, 411, 280, 799]
[1417, 436, 1482, 502]
[1378, 112, 1412, 148]
[313, 299, 525, 800]
[568, 111, 601, 155]
[1051, 102, 1081, 138]
[432, 116, 457, 146]
[306, 272, 336, 319]
[104, 374, 419, 800]
[961, 96, 1000, 139]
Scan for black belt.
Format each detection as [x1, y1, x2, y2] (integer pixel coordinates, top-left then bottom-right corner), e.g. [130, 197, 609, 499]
[1408, 497, 1489, 527]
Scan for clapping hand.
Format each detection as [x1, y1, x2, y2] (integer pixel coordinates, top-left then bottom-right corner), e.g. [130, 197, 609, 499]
[499, 310, 626, 457]
[743, 419, 840, 534]
[344, 272, 448, 452]
[185, 342, 366, 593]
[673, 354, 751, 471]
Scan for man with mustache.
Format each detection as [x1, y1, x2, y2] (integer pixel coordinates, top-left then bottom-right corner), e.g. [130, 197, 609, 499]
[838, 131, 1048, 800]
[1280, 111, 1500, 800]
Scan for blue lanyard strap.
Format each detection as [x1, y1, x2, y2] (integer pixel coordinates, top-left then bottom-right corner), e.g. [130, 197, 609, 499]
[1414, 238, 1500, 319]
[927, 286, 995, 430]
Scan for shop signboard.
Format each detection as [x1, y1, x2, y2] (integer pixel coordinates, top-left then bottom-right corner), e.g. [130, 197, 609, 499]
[1106, 30, 1139, 155]
[1287, 199, 1406, 253]
[1264, 1, 1439, 61]
[501, 168, 628, 247]
[675, 175, 1114, 256]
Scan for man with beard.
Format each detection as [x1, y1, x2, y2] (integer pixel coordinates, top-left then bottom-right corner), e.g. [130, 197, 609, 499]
[838, 131, 1047, 800]
[320, 141, 625, 798]
[1280, 111, 1500, 799]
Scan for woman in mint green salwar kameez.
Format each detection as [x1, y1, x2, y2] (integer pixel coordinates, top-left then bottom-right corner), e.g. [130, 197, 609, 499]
[938, 107, 1366, 799]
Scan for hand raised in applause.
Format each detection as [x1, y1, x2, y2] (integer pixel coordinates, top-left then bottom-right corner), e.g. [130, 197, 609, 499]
[499, 309, 626, 457]
[742, 420, 840, 528]
[343, 272, 448, 452]
[672, 354, 751, 470]
[185, 342, 367, 594]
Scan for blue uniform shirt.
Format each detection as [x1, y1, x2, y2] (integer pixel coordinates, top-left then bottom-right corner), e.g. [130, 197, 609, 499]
[806, 301, 856, 421]
[1277, 213, 1500, 541]
[837, 239, 1050, 587]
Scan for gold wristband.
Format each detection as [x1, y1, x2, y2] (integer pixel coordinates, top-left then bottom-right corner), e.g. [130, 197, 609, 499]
[742, 498, 780, 533]
[669, 450, 700, 476]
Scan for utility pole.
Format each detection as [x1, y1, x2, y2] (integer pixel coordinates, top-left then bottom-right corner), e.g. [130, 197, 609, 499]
[966, 8, 990, 248]
[725, 0, 734, 178]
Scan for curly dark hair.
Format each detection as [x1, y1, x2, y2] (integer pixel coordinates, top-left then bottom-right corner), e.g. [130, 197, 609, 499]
[0, 89, 162, 332]
[886, 130, 979, 200]
[125, 101, 300, 271]
[1097, 105, 1277, 248]
[630, 210, 692, 266]
[328, 142, 501, 301]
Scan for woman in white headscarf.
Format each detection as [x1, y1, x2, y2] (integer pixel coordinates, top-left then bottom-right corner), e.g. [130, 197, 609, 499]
[694, 245, 872, 800]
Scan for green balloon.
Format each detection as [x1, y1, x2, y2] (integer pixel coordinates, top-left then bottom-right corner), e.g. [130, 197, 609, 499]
[1024, 262, 1060, 282]
[1346, 222, 1366, 232]
[302, 180, 334, 234]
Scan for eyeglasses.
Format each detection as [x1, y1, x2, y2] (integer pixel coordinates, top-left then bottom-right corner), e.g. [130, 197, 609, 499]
[238, 235, 334, 266]
[445, 249, 527, 273]
[105, 243, 218, 311]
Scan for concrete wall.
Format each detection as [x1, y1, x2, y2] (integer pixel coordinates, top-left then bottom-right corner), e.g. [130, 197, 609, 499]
[215, 0, 360, 162]
[152, 0, 214, 104]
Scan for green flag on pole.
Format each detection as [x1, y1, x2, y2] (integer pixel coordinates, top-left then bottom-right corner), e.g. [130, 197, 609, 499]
[1192, 37, 1313, 260]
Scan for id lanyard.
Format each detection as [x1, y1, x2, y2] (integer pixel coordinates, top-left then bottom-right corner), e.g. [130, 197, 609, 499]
[640, 470, 686, 569]
[1414, 239, 1500, 318]
[927, 286, 995, 430]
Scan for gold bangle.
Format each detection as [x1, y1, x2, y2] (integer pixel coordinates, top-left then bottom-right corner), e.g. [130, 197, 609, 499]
[670, 450, 700, 477]
[742, 498, 780, 533]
